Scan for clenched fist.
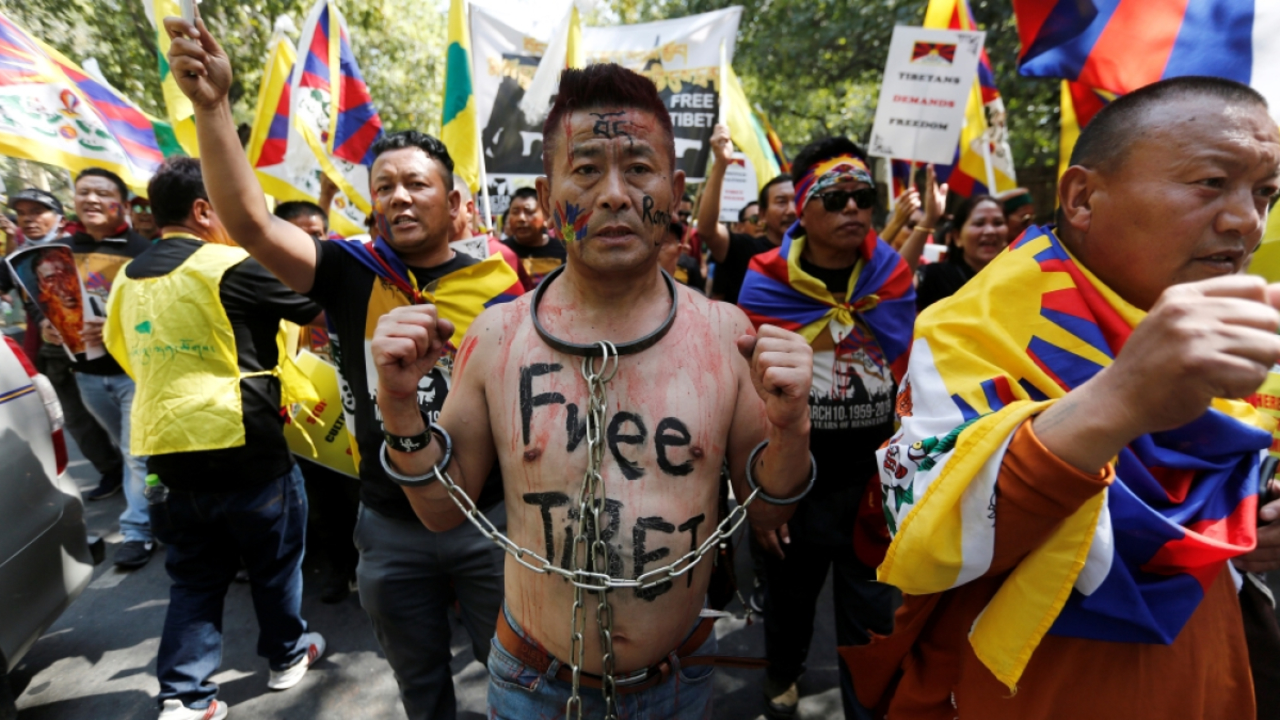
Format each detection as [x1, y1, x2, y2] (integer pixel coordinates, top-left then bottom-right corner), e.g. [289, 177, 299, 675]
[737, 324, 813, 433]
[163, 15, 234, 111]
[1102, 274, 1280, 437]
[372, 305, 455, 402]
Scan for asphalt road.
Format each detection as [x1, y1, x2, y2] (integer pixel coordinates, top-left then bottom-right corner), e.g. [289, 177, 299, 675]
[10, 441, 848, 719]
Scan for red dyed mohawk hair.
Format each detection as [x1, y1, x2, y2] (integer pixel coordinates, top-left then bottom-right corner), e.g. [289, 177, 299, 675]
[541, 63, 675, 177]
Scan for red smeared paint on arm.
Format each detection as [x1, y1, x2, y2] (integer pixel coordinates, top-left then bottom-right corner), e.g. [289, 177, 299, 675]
[455, 335, 479, 381]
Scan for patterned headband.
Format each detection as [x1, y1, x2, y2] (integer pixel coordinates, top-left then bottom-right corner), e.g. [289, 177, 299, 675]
[794, 155, 874, 210]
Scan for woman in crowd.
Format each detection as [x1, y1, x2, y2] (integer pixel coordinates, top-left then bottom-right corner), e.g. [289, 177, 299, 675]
[914, 194, 1008, 311]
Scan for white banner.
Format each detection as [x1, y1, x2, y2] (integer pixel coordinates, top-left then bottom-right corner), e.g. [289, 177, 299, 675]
[470, 5, 742, 184]
[867, 26, 985, 166]
[718, 151, 757, 223]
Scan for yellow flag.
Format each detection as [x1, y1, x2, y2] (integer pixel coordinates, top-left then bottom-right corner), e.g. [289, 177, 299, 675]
[721, 66, 781, 192]
[441, 0, 480, 192]
[566, 5, 585, 69]
[149, 0, 198, 157]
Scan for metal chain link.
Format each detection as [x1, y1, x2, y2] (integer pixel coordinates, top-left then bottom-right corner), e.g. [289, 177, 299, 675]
[424, 341, 761, 719]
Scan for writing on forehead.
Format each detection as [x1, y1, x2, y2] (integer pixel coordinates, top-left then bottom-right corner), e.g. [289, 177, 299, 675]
[591, 112, 633, 145]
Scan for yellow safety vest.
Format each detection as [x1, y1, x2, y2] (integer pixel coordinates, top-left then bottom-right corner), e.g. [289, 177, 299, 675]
[104, 240, 318, 456]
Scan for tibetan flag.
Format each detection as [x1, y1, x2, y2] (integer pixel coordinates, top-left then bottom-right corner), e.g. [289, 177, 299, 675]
[330, 235, 521, 343]
[738, 222, 915, 382]
[757, 106, 790, 175]
[144, 0, 198, 157]
[877, 224, 1273, 690]
[1057, 79, 1113, 180]
[247, 23, 367, 239]
[0, 11, 174, 193]
[293, 0, 384, 215]
[922, 0, 1017, 197]
[891, 160, 917, 198]
[442, 0, 480, 193]
[1012, 0, 1280, 112]
[721, 65, 782, 193]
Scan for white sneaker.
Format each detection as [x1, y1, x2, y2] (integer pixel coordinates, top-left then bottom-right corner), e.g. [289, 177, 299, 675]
[267, 631, 326, 690]
[158, 699, 228, 720]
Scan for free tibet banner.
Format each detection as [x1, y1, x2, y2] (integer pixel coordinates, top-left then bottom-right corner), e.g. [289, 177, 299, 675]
[471, 6, 742, 187]
[867, 26, 985, 166]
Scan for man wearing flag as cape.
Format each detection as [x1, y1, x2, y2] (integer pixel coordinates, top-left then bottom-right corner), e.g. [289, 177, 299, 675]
[847, 77, 1280, 719]
[164, 14, 522, 720]
[736, 138, 916, 719]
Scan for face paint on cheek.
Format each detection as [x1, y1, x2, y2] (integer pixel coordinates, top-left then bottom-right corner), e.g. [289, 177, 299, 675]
[554, 201, 592, 243]
[373, 199, 394, 241]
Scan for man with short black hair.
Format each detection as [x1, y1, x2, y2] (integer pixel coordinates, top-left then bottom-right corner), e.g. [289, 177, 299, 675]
[738, 136, 913, 720]
[106, 156, 326, 720]
[853, 76, 1280, 719]
[167, 20, 522, 718]
[502, 185, 564, 284]
[274, 200, 328, 240]
[65, 167, 155, 568]
[699, 123, 797, 303]
[371, 61, 814, 719]
[732, 200, 760, 236]
[130, 195, 161, 240]
[449, 173, 529, 289]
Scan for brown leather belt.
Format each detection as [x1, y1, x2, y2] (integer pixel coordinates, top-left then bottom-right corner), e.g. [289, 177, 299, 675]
[495, 610, 768, 695]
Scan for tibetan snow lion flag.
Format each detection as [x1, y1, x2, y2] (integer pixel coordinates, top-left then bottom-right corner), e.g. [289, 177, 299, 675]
[738, 222, 915, 383]
[922, 0, 1017, 197]
[293, 0, 383, 214]
[330, 235, 521, 344]
[1012, 0, 1280, 108]
[877, 224, 1274, 690]
[0, 12, 178, 192]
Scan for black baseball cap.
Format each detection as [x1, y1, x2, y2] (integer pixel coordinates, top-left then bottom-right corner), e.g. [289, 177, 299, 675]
[9, 188, 64, 216]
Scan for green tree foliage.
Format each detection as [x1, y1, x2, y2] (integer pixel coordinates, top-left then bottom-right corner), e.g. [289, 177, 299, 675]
[613, 0, 1060, 171]
[0, 0, 446, 134]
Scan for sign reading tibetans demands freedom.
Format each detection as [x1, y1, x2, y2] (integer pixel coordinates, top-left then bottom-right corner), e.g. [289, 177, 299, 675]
[867, 26, 986, 166]
[470, 6, 741, 184]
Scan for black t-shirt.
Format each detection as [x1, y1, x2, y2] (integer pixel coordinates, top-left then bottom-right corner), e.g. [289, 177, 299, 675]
[713, 233, 775, 305]
[915, 260, 977, 312]
[787, 256, 897, 547]
[127, 237, 322, 491]
[501, 235, 566, 286]
[306, 239, 505, 522]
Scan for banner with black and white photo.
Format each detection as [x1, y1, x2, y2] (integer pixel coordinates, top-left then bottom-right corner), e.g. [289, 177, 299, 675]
[471, 5, 742, 194]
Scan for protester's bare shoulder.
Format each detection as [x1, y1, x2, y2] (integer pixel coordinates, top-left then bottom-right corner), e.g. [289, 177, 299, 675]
[453, 294, 531, 387]
[682, 288, 753, 356]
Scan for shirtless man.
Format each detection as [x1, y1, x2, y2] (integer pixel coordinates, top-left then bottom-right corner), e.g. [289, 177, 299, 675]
[372, 64, 815, 718]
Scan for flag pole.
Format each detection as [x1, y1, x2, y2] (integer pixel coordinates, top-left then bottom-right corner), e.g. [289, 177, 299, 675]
[883, 159, 895, 212]
[981, 135, 997, 194]
[468, 0, 495, 234]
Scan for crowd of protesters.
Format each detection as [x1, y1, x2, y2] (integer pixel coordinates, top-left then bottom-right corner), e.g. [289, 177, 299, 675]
[3, 16, 1280, 720]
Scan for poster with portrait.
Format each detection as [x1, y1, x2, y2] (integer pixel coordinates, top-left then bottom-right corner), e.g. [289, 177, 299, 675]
[5, 243, 104, 361]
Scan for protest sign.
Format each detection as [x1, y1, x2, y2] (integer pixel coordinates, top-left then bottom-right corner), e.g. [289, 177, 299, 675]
[6, 243, 103, 361]
[470, 6, 741, 184]
[718, 151, 757, 223]
[284, 350, 359, 478]
[867, 26, 985, 165]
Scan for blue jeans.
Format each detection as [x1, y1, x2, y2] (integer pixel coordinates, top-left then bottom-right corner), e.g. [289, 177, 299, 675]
[487, 604, 716, 720]
[152, 465, 311, 709]
[75, 372, 150, 542]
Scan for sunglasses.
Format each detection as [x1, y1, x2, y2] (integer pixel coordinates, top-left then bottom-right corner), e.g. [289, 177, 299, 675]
[131, 204, 150, 214]
[744, 214, 760, 225]
[676, 210, 692, 219]
[811, 188, 876, 213]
